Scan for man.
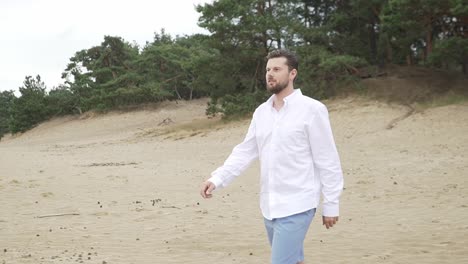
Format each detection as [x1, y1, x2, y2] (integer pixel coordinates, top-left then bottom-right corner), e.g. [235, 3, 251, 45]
[200, 49, 344, 264]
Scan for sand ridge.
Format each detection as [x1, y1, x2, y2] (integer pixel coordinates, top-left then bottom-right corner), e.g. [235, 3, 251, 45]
[1, 97, 467, 263]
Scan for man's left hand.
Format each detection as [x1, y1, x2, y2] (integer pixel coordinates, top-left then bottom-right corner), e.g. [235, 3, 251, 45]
[322, 216, 339, 229]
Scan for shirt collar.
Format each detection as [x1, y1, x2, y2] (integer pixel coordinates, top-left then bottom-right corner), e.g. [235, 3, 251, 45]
[266, 88, 302, 107]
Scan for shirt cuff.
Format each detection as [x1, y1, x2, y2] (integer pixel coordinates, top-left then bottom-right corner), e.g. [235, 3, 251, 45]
[322, 203, 339, 217]
[207, 175, 224, 189]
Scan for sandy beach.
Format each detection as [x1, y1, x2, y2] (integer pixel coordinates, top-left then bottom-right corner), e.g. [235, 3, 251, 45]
[1, 97, 467, 264]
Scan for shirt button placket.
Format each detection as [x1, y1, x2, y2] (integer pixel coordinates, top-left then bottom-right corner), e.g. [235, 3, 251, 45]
[269, 111, 280, 215]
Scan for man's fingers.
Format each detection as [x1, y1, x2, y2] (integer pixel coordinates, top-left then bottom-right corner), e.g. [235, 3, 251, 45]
[206, 184, 214, 195]
[322, 216, 338, 229]
[200, 184, 209, 198]
[205, 183, 215, 198]
[200, 186, 207, 198]
[200, 182, 215, 199]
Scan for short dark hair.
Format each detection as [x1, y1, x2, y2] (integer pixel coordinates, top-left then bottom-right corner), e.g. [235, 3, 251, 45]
[266, 49, 299, 72]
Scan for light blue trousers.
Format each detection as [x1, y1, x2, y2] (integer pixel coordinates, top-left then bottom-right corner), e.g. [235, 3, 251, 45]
[264, 209, 316, 264]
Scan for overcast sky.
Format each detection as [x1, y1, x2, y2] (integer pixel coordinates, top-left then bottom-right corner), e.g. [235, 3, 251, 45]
[0, 0, 213, 94]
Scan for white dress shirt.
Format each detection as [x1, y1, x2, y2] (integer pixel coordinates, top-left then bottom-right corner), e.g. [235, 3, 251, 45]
[208, 89, 344, 220]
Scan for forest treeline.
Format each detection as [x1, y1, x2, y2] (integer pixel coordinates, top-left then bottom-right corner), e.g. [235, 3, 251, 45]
[1, 0, 467, 139]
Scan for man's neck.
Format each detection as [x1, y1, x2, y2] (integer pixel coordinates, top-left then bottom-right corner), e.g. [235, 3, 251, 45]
[273, 86, 294, 111]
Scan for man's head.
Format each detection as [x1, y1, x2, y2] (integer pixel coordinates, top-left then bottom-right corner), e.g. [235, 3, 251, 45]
[265, 49, 298, 94]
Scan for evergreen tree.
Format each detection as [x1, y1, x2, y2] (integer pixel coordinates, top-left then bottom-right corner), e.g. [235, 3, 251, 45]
[9, 75, 49, 133]
[0, 90, 16, 139]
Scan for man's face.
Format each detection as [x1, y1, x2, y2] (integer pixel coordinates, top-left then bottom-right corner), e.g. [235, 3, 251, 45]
[265, 57, 294, 94]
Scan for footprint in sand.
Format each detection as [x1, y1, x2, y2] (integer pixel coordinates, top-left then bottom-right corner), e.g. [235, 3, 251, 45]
[92, 212, 109, 216]
[41, 192, 54, 198]
[28, 180, 40, 188]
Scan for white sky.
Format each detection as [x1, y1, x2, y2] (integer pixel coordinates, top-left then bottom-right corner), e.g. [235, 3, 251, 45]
[0, 0, 213, 94]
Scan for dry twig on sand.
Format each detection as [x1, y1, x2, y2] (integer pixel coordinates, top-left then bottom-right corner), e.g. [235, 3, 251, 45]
[161, 206, 181, 209]
[36, 213, 80, 218]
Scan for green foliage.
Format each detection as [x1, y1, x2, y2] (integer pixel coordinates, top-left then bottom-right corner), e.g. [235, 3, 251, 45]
[197, 0, 466, 118]
[62, 35, 141, 111]
[451, 0, 468, 15]
[5, 0, 467, 131]
[328, 0, 386, 64]
[0, 90, 16, 139]
[59, 31, 219, 113]
[46, 85, 80, 116]
[196, 0, 283, 97]
[428, 37, 468, 65]
[5, 77, 83, 135]
[293, 46, 368, 98]
[9, 76, 49, 133]
[381, 0, 462, 65]
[137, 33, 218, 101]
[319, 55, 368, 78]
[207, 90, 269, 119]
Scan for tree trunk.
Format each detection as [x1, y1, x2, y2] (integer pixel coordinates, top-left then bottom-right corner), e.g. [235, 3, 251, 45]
[251, 60, 261, 92]
[104, 57, 117, 79]
[174, 85, 182, 100]
[259, 0, 269, 53]
[462, 59, 468, 76]
[369, 5, 381, 65]
[75, 106, 82, 115]
[303, 1, 310, 28]
[386, 40, 393, 64]
[425, 28, 433, 61]
[369, 22, 378, 65]
[406, 54, 413, 66]
[189, 76, 195, 100]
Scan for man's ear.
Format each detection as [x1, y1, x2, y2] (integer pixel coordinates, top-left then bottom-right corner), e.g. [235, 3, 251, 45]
[290, 69, 298, 81]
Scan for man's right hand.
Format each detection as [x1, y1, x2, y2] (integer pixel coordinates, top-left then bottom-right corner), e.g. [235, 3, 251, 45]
[200, 181, 216, 199]
[322, 216, 339, 229]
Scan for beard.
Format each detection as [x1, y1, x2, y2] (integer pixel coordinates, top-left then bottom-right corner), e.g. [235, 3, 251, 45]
[267, 79, 288, 94]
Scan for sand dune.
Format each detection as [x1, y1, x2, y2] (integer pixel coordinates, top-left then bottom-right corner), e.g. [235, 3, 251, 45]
[1, 97, 467, 264]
